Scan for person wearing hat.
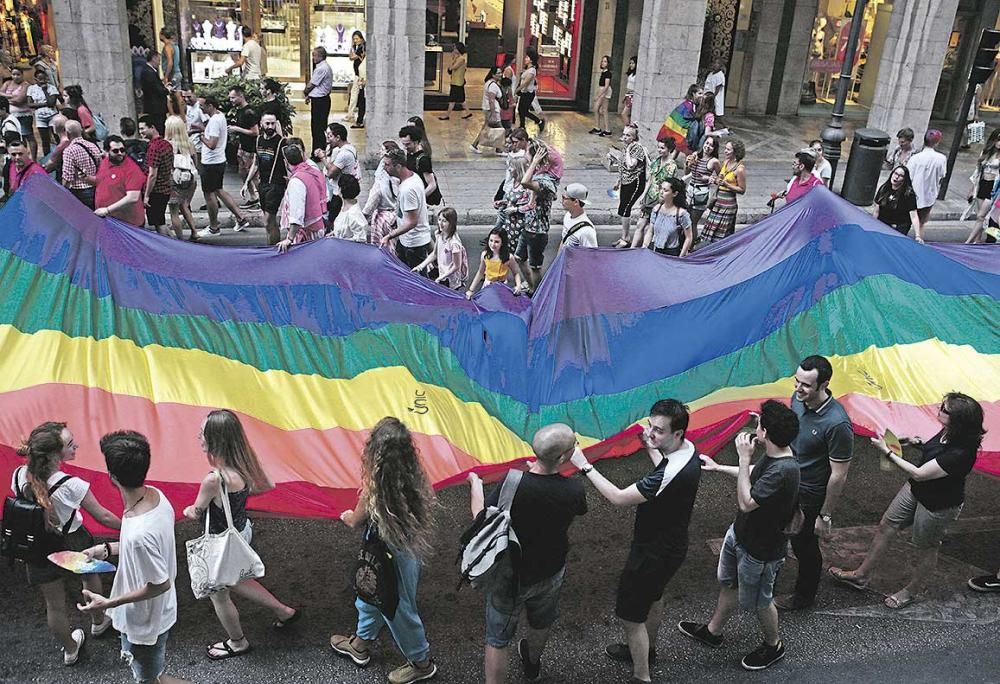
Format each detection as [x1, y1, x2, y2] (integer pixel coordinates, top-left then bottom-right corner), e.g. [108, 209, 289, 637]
[905, 129, 947, 233]
[560, 183, 597, 249]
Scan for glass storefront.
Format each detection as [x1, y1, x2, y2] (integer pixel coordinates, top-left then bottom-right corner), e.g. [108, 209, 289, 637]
[806, 0, 887, 105]
[525, 0, 582, 98]
[1, 0, 55, 64]
[179, 0, 365, 88]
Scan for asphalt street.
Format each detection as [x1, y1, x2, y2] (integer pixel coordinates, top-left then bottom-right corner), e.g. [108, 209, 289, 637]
[2, 437, 999, 683]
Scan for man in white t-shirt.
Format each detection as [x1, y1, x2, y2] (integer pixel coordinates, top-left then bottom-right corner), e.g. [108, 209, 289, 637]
[227, 26, 263, 80]
[560, 183, 598, 249]
[182, 90, 209, 163]
[80, 430, 189, 684]
[905, 129, 948, 228]
[197, 96, 251, 238]
[316, 121, 360, 221]
[704, 64, 726, 117]
[380, 148, 432, 267]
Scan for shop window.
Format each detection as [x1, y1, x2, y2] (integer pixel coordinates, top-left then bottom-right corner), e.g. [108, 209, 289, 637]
[1, 0, 53, 63]
[260, 0, 302, 81]
[310, 0, 366, 90]
[181, 0, 247, 84]
[807, 0, 886, 105]
[526, 0, 582, 99]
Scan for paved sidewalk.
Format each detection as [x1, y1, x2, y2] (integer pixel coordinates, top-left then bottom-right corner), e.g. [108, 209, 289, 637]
[200, 111, 986, 231]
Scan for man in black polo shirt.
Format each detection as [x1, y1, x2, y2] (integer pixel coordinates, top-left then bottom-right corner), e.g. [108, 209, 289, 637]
[774, 354, 854, 611]
[570, 399, 701, 683]
[681, 400, 801, 671]
[399, 124, 442, 207]
[468, 423, 586, 683]
[228, 85, 260, 209]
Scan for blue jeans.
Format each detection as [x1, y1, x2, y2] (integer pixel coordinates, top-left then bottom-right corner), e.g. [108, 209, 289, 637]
[120, 630, 169, 683]
[355, 547, 430, 663]
[717, 525, 785, 611]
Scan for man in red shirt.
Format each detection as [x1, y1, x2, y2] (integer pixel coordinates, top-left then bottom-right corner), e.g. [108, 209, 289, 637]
[5, 138, 47, 196]
[784, 152, 824, 205]
[139, 115, 174, 235]
[93, 135, 146, 227]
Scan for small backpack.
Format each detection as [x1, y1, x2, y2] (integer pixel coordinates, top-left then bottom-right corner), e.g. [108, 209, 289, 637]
[172, 152, 196, 190]
[458, 469, 522, 590]
[1, 466, 74, 566]
[92, 112, 110, 143]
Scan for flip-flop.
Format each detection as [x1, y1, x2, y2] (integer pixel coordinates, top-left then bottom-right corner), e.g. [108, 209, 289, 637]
[206, 640, 253, 660]
[273, 608, 302, 630]
[884, 592, 917, 610]
[611, 238, 630, 249]
[828, 567, 870, 591]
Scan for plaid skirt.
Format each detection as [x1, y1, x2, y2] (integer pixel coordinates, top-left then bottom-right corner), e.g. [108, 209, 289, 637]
[700, 191, 738, 244]
[369, 208, 397, 248]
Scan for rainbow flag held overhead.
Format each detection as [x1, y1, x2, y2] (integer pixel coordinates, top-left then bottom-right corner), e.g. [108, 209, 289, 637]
[657, 97, 698, 153]
[0, 177, 997, 532]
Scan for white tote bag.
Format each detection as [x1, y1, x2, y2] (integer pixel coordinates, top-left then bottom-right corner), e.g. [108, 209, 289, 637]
[186, 473, 265, 599]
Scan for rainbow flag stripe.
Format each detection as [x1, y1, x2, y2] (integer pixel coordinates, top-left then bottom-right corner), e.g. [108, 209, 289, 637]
[0, 178, 997, 528]
[657, 98, 697, 153]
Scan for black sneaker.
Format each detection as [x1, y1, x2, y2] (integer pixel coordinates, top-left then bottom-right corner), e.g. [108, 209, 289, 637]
[677, 621, 723, 648]
[589, 128, 602, 134]
[969, 574, 1000, 593]
[517, 638, 540, 681]
[741, 641, 785, 671]
[604, 642, 656, 665]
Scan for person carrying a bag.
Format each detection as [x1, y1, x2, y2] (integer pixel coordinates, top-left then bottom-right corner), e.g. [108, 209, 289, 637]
[331, 417, 439, 684]
[181, 410, 300, 660]
[5, 422, 121, 666]
[471, 67, 506, 155]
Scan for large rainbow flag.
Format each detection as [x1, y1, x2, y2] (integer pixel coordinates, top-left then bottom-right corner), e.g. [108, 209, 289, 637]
[0, 177, 997, 532]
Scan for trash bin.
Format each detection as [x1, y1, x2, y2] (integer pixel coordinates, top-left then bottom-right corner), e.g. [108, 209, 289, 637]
[841, 128, 890, 206]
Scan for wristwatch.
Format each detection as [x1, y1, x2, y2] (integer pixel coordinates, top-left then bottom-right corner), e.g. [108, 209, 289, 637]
[579, 465, 594, 476]
[819, 513, 832, 523]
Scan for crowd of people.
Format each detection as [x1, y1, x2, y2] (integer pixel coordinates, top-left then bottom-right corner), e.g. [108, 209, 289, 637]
[5, 355, 990, 683]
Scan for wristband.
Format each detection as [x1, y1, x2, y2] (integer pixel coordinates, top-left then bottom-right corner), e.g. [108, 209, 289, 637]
[579, 465, 594, 476]
[103, 541, 113, 559]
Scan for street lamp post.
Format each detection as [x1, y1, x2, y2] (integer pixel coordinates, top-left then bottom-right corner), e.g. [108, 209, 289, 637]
[820, 0, 869, 187]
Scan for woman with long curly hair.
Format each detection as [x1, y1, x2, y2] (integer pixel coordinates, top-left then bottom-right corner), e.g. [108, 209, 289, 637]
[331, 417, 438, 684]
[182, 410, 300, 660]
[9, 421, 120, 665]
[830, 393, 986, 609]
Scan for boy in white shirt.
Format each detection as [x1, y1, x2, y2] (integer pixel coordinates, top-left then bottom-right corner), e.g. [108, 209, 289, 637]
[80, 431, 190, 684]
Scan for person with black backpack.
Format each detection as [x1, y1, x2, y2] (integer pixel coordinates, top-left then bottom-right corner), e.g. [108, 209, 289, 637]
[2, 421, 121, 666]
[466, 423, 586, 683]
[330, 417, 439, 684]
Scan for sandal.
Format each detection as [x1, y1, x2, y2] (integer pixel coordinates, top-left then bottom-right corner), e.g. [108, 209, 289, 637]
[884, 591, 917, 610]
[206, 639, 253, 660]
[612, 238, 630, 249]
[273, 608, 302, 630]
[828, 567, 870, 591]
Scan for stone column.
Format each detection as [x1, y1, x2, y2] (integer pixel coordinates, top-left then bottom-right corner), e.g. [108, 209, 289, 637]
[632, 0, 707, 144]
[363, 0, 427, 161]
[742, 0, 817, 116]
[866, 0, 960, 139]
[53, 0, 135, 127]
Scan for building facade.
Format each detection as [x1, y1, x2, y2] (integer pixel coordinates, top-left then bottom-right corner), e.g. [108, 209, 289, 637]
[7, 0, 998, 156]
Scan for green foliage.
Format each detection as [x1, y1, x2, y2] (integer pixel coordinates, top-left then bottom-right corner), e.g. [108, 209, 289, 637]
[195, 75, 295, 134]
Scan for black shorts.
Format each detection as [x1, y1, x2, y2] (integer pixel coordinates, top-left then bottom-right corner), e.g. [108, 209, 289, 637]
[25, 526, 94, 586]
[449, 85, 466, 104]
[615, 547, 685, 623]
[395, 241, 433, 269]
[146, 192, 169, 226]
[654, 245, 682, 256]
[515, 231, 549, 269]
[977, 177, 995, 200]
[201, 163, 226, 193]
[260, 182, 286, 214]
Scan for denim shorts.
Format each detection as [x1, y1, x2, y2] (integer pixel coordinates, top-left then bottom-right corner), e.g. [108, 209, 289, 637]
[514, 231, 549, 269]
[883, 482, 962, 549]
[485, 565, 565, 648]
[120, 630, 169, 683]
[717, 525, 784, 611]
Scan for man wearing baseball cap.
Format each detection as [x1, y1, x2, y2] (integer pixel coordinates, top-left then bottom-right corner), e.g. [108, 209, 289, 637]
[905, 129, 946, 242]
[560, 182, 598, 249]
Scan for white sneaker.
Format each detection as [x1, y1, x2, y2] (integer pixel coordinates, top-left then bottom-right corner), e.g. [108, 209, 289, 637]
[196, 227, 220, 239]
[469, 144, 481, 154]
[63, 628, 85, 666]
[233, 219, 251, 232]
[91, 615, 113, 637]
